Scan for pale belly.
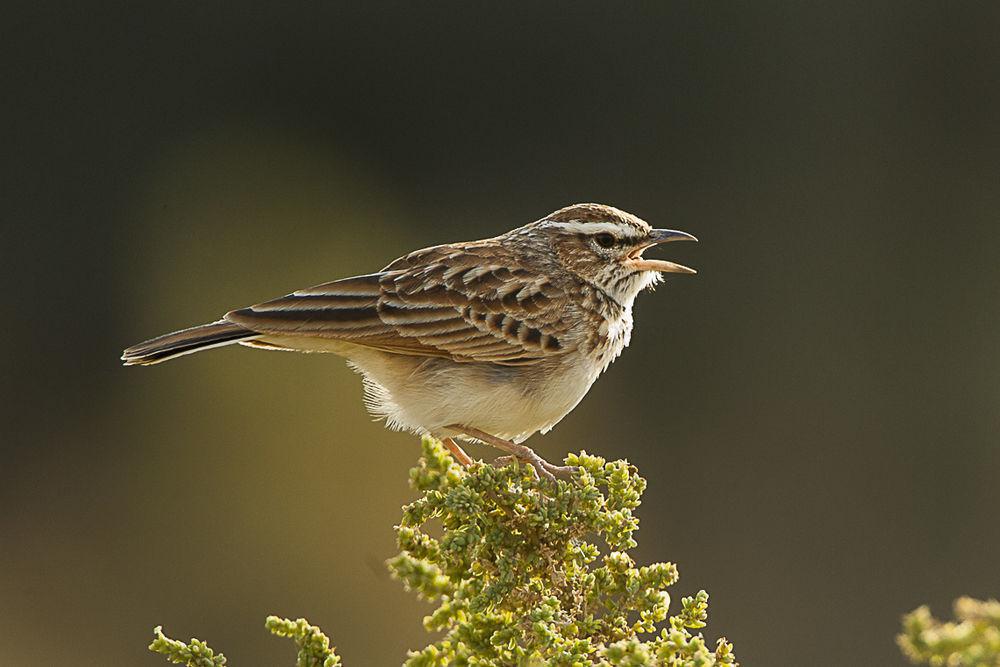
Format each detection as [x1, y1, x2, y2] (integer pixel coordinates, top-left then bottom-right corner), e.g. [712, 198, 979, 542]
[341, 345, 598, 442]
[250, 335, 608, 443]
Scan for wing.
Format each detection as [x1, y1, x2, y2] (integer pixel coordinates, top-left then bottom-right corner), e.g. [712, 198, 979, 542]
[224, 243, 575, 365]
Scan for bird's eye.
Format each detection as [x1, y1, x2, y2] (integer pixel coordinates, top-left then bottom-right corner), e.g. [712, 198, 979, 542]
[594, 233, 616, 249]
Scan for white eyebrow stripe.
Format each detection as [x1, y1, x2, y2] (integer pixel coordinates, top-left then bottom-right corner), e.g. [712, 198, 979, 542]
[543, 220, 644, 238]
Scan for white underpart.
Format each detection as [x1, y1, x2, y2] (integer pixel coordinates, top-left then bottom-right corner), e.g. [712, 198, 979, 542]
[632, 268, 663, 295]
[346, 347, 601, 443]
[251, 334, 607, 444]
[588, 261, 664, 372]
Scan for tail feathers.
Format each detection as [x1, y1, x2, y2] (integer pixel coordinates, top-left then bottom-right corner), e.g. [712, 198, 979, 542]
[122, 320, 256, 366]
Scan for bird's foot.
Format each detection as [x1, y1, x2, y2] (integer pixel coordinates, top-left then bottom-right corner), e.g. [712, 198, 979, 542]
[540, 460, 578, 480]
[492, 452, 576, 482]
[445, 424, 576, 482]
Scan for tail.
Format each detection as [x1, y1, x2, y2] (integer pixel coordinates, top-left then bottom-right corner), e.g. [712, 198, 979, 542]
[122, 320, 257, 366]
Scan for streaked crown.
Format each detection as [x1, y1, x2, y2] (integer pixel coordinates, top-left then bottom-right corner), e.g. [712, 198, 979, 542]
[546, 203, 653, 234]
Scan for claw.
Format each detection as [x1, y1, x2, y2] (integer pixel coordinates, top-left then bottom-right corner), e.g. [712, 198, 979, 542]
[541, 461, 578, 480]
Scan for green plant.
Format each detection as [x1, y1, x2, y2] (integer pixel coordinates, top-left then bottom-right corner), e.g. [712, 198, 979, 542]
[150, 616, 340, 667]
[390, 436, 736, 666]
[149, 625, 228, 667]
[149, 436, 736, 666]
[898, 597, 1000, 667]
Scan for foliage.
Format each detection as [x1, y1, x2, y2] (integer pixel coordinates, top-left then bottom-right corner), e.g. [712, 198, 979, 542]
[264, 616, 342, 667]
[149, 436, 735, 666]
[149, 626, 227, 667]
[388, 436, 737, 666]
[149, 616, 340, 667]
[898, 597, 1000, 667]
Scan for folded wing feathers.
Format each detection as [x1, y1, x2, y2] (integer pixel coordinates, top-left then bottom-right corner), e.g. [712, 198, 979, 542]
[376, 303, 458, 324]
[252, 294, 377, 310]
[224, 246, 572, 363]
[291, 272, 383, 296]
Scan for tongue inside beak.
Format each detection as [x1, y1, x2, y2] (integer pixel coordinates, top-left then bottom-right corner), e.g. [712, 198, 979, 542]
[624, 228, 698, 274]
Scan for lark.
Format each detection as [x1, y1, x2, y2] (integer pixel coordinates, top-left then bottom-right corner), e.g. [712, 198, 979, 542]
[122, 203, 697, 478]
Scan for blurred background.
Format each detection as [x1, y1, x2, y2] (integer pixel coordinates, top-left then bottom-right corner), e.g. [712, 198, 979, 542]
[3, 2, 999, 665]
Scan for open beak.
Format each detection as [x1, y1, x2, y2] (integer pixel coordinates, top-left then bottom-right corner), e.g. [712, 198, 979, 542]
[623, 228, 698, 274]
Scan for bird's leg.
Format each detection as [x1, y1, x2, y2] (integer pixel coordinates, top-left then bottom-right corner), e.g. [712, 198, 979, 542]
[445, 424, 576, 481]
[441, 437, 474, 467]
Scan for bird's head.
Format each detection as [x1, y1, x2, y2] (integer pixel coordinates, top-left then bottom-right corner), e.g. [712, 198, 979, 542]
[534, 203, 697, 304]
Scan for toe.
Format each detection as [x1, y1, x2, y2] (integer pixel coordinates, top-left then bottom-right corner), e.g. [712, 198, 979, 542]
[542, 462, 578, 480]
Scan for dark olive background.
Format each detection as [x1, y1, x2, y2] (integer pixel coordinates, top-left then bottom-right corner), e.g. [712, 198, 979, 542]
[3, 3, 999, 665]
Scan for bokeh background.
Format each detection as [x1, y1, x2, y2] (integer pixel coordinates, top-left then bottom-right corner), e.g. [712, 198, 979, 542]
[3, 3, 999, 665]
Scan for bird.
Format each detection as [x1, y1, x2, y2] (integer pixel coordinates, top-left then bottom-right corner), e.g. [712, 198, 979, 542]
[122, 203, 697, 479]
